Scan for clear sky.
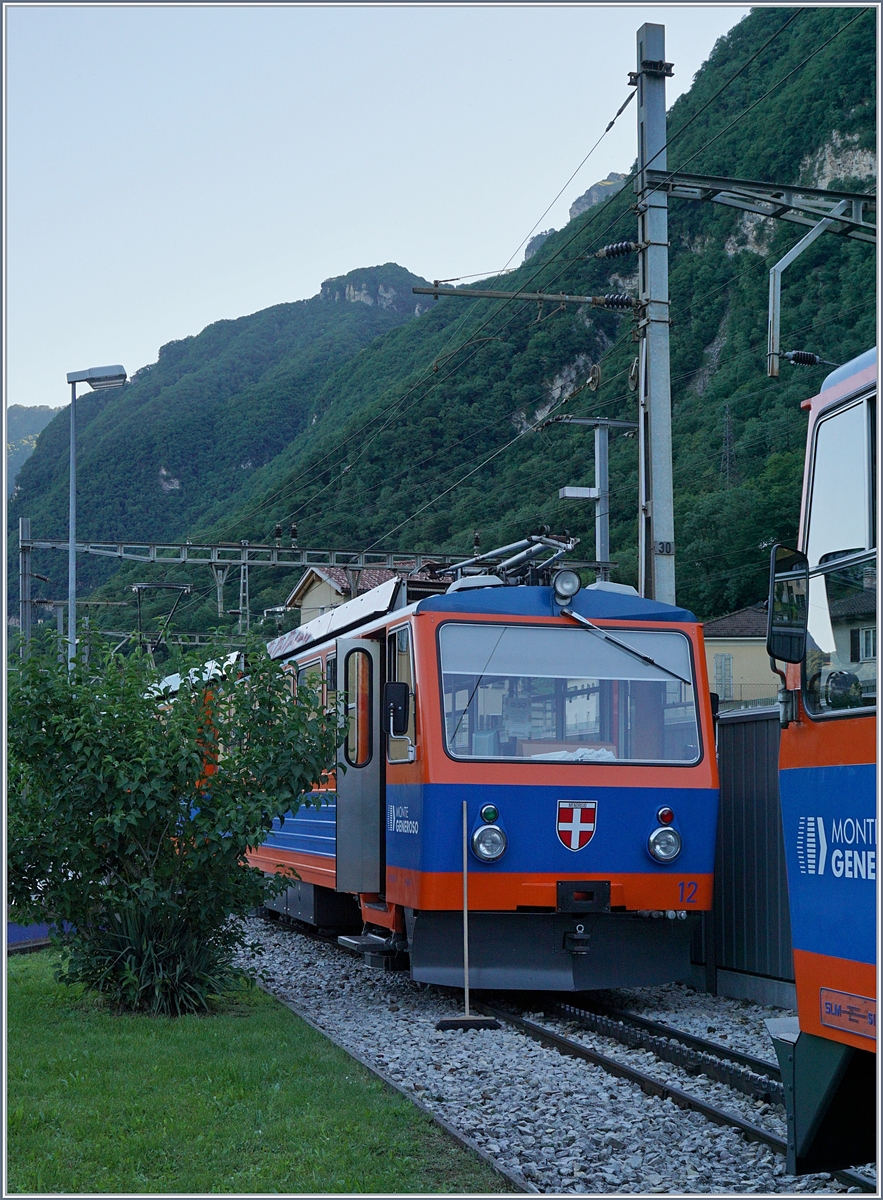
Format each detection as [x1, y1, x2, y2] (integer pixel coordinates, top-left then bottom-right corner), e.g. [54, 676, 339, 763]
[4, 3, 750, 410]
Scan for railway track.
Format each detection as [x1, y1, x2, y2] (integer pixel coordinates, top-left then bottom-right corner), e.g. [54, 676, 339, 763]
[552, 1000, 785, 1104]
[474, 1000, 877, 1194]
[272, 916, 877, 1193]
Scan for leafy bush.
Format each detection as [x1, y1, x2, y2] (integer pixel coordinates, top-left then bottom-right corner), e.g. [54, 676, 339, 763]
[7, 635, 343, 1014]
[61, 908, 241, 1016]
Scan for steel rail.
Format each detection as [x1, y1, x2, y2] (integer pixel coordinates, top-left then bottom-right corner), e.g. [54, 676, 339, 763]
[475, 1002, 787, 1150]
[475, 1002, 877, 1192]
[554, 1000, 784, 1101]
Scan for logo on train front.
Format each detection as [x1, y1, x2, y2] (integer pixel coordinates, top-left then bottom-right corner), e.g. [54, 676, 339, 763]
[796, 814, 877, 879]
[796, 815, 827, 875]
[557, 800, 597, 851]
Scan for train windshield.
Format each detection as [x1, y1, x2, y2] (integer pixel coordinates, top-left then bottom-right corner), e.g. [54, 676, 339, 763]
[439, 622, 700, 763]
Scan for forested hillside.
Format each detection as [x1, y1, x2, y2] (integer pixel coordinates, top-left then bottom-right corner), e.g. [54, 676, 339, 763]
[6, 406, 61, 496]
[10, 7, 875, 640]
[8, 264, 434, 598]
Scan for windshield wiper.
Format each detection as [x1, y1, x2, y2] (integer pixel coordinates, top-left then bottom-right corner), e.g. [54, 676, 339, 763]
[562, 608, 692, 687]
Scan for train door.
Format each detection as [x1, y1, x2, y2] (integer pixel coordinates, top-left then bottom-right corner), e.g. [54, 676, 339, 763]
[335, 638, 383, 894]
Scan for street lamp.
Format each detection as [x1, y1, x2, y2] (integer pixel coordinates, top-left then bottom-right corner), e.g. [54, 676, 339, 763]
[65, 364, 127, 669]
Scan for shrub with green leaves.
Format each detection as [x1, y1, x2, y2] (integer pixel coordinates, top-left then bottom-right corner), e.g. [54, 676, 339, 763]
[7, 636, 342, 1015]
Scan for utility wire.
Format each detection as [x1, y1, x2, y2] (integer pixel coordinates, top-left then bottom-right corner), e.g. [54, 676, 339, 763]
[224, 8, 850, 544]
[645, 8, 871, 200]
[499, 91, 636, 273]
[363, 288, 869, 556]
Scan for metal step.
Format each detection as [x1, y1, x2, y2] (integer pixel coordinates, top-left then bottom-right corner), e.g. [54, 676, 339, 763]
[337, 933, 394, 954]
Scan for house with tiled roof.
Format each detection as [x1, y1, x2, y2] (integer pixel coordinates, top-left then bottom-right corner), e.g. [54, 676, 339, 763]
[285, 564, 450, 624]
[702, 602, 779, 710]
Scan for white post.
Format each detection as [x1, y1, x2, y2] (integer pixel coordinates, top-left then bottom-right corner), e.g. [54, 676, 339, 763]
[67, 381, 77, 669]
[462, 800, 471, 1017]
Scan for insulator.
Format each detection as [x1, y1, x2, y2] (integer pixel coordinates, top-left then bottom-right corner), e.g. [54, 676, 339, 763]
[273, 523, 282, 539]
[628, 357, 639, 392]
[595, 294, 636, 310]
[595, 241, 640, 259]
[784, 350, 821, 366]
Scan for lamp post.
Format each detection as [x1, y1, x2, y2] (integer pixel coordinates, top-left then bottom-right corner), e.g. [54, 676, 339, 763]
[65, 365, 127, 669]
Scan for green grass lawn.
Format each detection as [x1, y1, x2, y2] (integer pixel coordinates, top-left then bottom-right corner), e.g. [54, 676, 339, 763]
[7, 951, 513, 1194]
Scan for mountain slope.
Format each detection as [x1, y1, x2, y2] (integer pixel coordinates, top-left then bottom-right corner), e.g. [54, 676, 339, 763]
[9, 264, 434, 596]
[11, 7, 875, 637]
[196, 6, 874, 622]
[6, 406, 62, 496]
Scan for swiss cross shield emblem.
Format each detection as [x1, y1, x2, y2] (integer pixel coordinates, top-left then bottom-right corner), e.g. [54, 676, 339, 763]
[557, 800, 597, 851]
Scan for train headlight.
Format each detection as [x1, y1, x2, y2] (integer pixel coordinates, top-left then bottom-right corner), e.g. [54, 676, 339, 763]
[648, 826, 682, 863]
[553, 569, 582, 606]
[471, 824, 508, 862]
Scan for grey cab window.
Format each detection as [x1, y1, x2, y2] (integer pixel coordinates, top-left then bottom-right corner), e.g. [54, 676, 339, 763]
[387, 624, 416, 762]
[438, 622, 700, 764]
[804, 395, 877, 717]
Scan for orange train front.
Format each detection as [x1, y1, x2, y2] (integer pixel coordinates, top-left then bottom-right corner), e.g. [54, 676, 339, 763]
[765, 348, 877, 1176]
[251, 567, 720, 992]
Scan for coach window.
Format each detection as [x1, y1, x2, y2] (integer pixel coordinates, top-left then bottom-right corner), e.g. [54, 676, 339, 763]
[325, 653, 337, 712]
[297, 659, 322, 697]
[344, 648, 372, 767]
[387, 625, 416, 761]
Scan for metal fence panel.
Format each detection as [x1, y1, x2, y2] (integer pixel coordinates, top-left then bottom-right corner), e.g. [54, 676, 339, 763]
[712, 707, 794, 983]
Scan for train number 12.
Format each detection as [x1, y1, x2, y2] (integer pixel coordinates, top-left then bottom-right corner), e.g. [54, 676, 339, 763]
[678, 881, 698, 904]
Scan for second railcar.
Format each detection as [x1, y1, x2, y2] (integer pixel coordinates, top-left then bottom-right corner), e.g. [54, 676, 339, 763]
[766, 348, 877, 1174]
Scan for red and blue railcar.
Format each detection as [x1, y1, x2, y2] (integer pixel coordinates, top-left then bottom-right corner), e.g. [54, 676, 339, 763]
[252, 563, 720, 992]
[766, 347, 877, 1174]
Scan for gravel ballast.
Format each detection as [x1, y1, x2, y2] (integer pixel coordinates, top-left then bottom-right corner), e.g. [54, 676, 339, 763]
[236, 916, 871, 1195]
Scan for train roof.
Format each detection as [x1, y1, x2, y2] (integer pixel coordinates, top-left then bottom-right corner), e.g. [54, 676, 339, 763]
[415, 585, 697, 623]
[267, 578, 699, 660]
[821, 347, 876, 393]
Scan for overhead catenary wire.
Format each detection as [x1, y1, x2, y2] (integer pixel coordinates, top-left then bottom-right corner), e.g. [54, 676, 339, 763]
[225, 8, 859, 546]
[276, 249, 867, 562]
[361, 287, 870, 558]
[497, 90, 637, 274]
[219, 84, 646, 539]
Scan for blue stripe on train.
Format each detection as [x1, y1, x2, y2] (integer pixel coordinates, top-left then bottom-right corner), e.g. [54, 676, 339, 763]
[262, 798, 336, 860]
[779, 763, 877, 966]
[385, 782, 718, 875]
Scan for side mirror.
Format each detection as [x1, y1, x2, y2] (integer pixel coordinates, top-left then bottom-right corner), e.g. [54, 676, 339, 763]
[709, 692, 720, 721]
[766, 544, 809, 664]
[382, 681, 410, 737]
